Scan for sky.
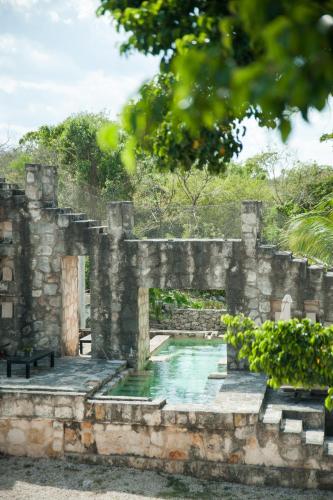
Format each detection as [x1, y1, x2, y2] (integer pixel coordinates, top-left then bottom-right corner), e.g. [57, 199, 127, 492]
[0, 0, 332, 167]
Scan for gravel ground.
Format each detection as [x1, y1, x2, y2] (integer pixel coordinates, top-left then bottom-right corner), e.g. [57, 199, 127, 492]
[0, 456, 332, 499]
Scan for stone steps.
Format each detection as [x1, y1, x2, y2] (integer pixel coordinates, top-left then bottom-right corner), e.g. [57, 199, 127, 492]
[262, 406, 331, 454]
[44, 207, 72, 214]
[0, 182, 18, 190]
[0, 179, 25, 200]
[262, 407, 282, 426]
[325, 437, 333, 456]
[73, 219, 98, 227]
[281, 417, 303, 434]
[85, 225, 108, 234]
[274, 251, 292, 259]
[12, 188, 25, 195]
[0, 190, 15, 199]
[42, 205, 105, 242]
[304, 430, 324, 446]
[68, 213, 86, 221]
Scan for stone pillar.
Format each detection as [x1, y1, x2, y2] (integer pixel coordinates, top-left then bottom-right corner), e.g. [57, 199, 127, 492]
[305, 265, 325, 322]
[137, 287, 150, 368]
[25, 164, 57, 208]
[61, 256, 79, 355]
[25, 164, 63, 352]
[108, 201, 134, 238]
[241, 201, 262, 322]
[91, 202, 149, 368]
[0, 176, 28, 353]
[241, 201, 262, 245]
[78, 256, 86, 329]
[90, 232, 112, 359]
[324, 272, 333, 325]
[110, 202, 149, 368]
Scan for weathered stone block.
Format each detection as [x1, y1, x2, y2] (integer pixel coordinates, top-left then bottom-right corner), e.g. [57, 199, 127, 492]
[1, 302, 13, 318]
[43, 284, 58, 296]
[234, 414, 248, 427]
[34, 404, 54, 418]
[7, 428, 26, 445]
[54, 406, 73, 419]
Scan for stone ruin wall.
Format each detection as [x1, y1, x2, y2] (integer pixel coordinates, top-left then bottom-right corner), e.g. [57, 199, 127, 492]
[0, 164, 333, 369]
[150, 308, 225, 332]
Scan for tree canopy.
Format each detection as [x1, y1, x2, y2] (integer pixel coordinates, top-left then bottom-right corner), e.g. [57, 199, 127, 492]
[19, 112, 132, 197]
[98, 0, 333, 172]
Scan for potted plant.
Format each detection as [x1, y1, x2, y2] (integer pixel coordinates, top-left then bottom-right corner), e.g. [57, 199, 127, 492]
[22, 346, 33, 357]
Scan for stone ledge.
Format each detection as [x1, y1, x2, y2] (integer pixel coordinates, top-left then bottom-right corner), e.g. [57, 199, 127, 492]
[87, 397, 166, 408]
[0, 388, 86, 397]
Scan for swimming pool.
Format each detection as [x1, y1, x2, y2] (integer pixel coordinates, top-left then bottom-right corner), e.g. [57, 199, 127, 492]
[105, 338, 227, 404]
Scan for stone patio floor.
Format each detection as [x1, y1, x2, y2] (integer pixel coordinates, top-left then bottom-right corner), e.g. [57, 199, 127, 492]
[215, 371, 267, 413]
[264, 386, 325, 414]
[0, 357, 126, 394]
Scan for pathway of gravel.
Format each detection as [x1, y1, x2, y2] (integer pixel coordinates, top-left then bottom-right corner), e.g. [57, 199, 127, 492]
[0, 456, 331, 499]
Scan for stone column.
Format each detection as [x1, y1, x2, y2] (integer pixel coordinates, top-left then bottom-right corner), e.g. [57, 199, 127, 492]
[91, 202, 149, 368]
[25, 164, 63, 352]
[61, 256, 79, 355]
[25, 164, 57, 208]
[305, 265, 325, 322]
[0, 176, 28, 352]
[241, 201, 262, 322]
[110, 202, 149, 368]
[108, 201, 134, 239]
[78, 256, 86, 329]
[324, 272, 333, 325]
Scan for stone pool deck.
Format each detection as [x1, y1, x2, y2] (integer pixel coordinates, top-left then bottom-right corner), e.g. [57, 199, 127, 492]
[0, 357, 126, 395]
[215, 372, 267, 413]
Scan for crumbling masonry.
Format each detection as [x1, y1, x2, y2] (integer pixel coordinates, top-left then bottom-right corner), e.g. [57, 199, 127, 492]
[1, 164, 333, 367]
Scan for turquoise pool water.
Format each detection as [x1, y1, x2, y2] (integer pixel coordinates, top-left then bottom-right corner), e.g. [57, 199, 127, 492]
[106, 338, 227, 404]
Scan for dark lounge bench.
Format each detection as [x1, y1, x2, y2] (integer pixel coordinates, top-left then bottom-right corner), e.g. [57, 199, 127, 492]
[6, 350, 55, 379]
[0, 342, 10, 359]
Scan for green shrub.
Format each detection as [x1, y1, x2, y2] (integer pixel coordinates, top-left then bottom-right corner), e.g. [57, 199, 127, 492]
[149, 288, 205, 321]
[222, 314, 333, 411]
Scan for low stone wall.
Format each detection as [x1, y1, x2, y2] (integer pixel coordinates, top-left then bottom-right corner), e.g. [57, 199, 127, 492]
[150, 308, 225, 332]
[1, 390, 333, 489]
[0, 390, 85, 457]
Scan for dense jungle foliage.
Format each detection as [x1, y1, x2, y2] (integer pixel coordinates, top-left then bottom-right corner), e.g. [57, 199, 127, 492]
[1, 111, 332, 249]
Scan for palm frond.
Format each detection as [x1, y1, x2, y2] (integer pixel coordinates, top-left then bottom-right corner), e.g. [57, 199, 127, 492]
[282, 198, 333, 266]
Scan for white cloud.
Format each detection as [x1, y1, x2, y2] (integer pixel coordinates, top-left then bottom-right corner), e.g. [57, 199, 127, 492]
[0, 70, 142, 125]
[0, 34, 18, 52]
[72, 0, 98, 20]
[237, 100, 333, 167]
[49, 10, 60, 23]
[0, 76, 18, 93]
[0, 0, 98, 23]
[0, 122, 30, 144]
[0, 33, 78, 75]
[45, 0, 99, 23]
[0, 0, 39, 9]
